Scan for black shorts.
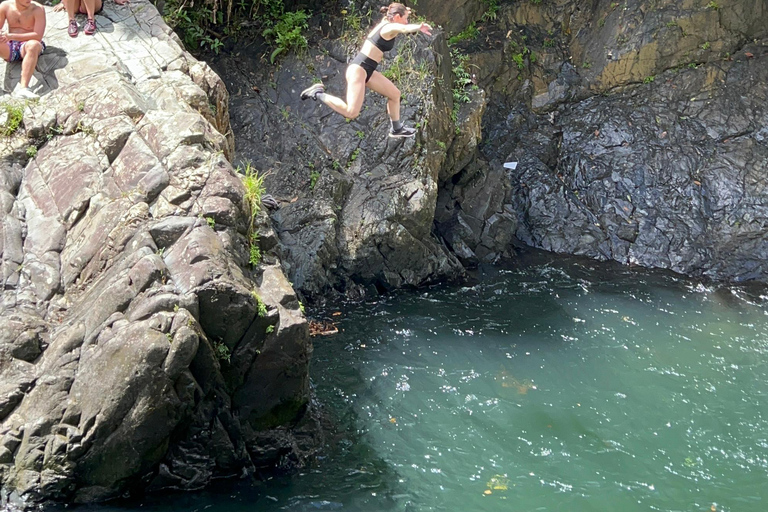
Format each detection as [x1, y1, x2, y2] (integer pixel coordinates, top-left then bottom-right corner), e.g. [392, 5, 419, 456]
[351, 52, 378, 83]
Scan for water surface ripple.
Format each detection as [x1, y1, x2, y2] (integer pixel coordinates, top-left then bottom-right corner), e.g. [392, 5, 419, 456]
[101, 258, 768, 512]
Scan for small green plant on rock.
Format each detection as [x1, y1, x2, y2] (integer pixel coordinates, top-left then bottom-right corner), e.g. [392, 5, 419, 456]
[448, 22, 478, 45]
[249, 233, 261, 266]
[252, 291, 268, 317]
[240, 161, 266, 267]
[213, 340, 231, 362]
[482, 0, 499, 21]
[700, 41, 711, 50]
[348, 148, 360, 167]
[1, 102, 24, 137]
[262, 9, 309, 63]
[706, 1, 720, 10]
[309, 170, 320, 190]
[26, 146, 37, 158]
[643, 75, 655, 83]
[266, 325, 275, 334]
[206, 217, 216, 229]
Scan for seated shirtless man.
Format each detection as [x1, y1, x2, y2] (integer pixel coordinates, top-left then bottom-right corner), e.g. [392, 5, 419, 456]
[0, 0, 45, 99]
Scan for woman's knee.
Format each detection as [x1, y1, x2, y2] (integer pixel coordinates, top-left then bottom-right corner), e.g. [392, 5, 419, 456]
[388, 88, 401, 103]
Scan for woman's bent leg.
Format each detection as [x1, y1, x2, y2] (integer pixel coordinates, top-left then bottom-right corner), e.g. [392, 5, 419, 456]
[317, 65, 367, 120]
[365, 71, 401, 121]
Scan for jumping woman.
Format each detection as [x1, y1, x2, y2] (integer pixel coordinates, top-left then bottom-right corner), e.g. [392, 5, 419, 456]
[300, 2, 432, 138]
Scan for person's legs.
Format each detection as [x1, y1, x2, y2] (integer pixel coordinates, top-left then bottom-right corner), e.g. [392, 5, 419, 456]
[81, 0, 102, 35]
[365, 71, 401, 121]
[79, 0, 102, 13]
[64, 0, 81, 36]
[365, 71, 414, 137]
[312, 65, 367, 120]
[0, 43, 10, 63]
[19, 40, 43, 88]
[79, 0, 101, 18]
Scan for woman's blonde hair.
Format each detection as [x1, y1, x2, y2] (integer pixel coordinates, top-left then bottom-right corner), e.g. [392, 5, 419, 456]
[379, 2, 410, 20]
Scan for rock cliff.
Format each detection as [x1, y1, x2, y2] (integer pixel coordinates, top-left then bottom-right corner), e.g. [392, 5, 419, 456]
[217, 0, 768, 294]
[1, 1, 311, 507]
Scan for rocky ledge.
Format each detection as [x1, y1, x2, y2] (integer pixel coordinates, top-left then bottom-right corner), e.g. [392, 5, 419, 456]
[1, 1, 312, 507]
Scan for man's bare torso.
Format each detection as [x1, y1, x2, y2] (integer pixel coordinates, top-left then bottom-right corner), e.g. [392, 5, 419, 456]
[1, 0, 42, 34]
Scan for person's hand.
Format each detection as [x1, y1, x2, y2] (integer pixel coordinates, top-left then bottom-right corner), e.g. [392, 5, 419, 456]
[419, 22, 432, 36]
[52, 2, 64, 11]
[114, 0, 130, 5]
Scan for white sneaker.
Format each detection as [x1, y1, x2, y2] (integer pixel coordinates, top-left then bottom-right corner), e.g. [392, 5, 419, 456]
[12, 87, 39, 100]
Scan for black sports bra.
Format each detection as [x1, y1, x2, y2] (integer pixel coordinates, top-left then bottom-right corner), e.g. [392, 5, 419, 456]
[367, 23, 396, 52]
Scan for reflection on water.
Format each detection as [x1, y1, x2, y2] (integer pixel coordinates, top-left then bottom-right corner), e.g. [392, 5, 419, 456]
[91, 254, 768, 512]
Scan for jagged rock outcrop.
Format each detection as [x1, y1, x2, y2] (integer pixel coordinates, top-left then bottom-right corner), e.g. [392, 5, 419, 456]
[474, 0, 768, 281]
[212, 25, 471, 299]
[0, 1, 311, 507]
[213, 0, 768, 293]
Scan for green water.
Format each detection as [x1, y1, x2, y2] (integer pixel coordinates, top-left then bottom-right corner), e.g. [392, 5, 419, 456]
[102, 256, 768, 512]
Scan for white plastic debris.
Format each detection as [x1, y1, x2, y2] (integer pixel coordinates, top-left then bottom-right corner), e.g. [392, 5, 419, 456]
[503, 161, 518, 170]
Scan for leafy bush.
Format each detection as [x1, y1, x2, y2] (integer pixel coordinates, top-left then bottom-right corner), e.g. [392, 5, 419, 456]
[448, 22, 479, 45]
[1, 102, 24, 137]
[263, 9, 309, 63]
[239, 161, 266, 267]
[161, 0, 307, 59]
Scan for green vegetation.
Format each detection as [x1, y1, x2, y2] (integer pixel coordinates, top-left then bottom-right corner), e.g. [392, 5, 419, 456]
[213, 340, 231, 362]
[253, 292, 268, 317]
[643, 75, 655, 83]
[706, 1, 720, 9]
[310, 170, 320, 190]
[481, 0, 499, 21]
[239, 161, 266, 267]
[451, 49, 473, 103]
[340, 4, 367, 42]
[266, 325, 275, 334]
[26, 146, 37, 158]
[206, 217, 216, 229]
[249, 234, 261, 266]
[348, 148, 360, 167]
[666, 20, 678, 28]
[162, 0, 308, 59]
[262, 9, 309, 63]
[1, 102, 24, 137]
[299, 301, 305, 314]
[450, 49, 476, 133]
[700, 41, 711, 50]
[448, 22, 479, 45]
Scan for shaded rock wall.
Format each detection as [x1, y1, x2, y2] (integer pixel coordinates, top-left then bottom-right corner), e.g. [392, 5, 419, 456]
[1, 1, 311, 507]
[216, 0, 768, 296]
[214, 26, 470, 300]
[471, 0, 768, 281]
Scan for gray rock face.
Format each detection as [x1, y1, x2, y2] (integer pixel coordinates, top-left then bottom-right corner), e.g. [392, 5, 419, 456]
[216, 0, 768, 289]
[476, 0, 768, 281]
[1, 1, 310, 507]
[213, 20, 505, 299]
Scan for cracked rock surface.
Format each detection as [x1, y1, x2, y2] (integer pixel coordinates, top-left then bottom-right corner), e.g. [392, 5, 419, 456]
[1, 1, 311, 507]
